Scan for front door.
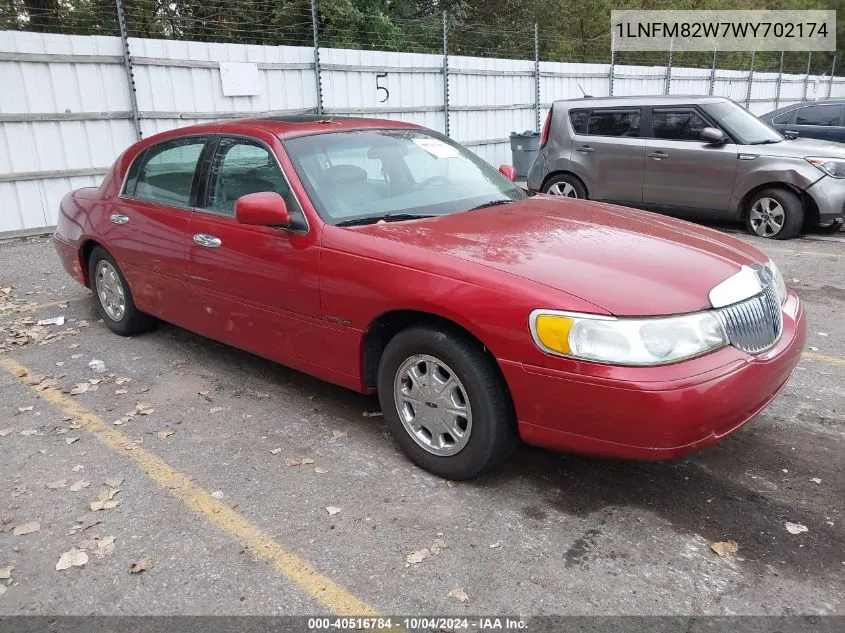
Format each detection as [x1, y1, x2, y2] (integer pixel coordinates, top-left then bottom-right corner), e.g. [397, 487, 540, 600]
[101, 135, 208, 322]
[183, 135, 323, 369]
[643, 107, 738, 212]
[790, 103, 845, 141]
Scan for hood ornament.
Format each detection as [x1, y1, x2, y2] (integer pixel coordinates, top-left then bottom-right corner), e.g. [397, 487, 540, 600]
[709, 263, 771, 308]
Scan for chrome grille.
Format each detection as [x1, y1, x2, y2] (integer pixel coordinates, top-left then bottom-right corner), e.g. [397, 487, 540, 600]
[716, 283, 783, 354]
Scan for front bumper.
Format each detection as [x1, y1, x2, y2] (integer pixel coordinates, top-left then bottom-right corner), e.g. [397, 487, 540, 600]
[500, 290, 806, 460]
[806, 175, 845, 224]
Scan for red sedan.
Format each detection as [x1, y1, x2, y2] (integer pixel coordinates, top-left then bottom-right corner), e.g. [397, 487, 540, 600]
[53, 116, 806, 480]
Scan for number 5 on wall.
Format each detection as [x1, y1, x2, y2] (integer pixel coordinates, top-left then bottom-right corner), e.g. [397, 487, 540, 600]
[376, 73, 389, 103]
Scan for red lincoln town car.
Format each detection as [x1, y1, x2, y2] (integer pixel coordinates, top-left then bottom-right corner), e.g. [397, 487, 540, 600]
[53, 116, 806, 480]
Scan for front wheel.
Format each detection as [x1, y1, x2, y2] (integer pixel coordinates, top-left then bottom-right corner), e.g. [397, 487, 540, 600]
[543, 173, 587, 199]
[377, 326, 517, 480]
[88, 246, 155, 336]
[745, 188, 803, 240]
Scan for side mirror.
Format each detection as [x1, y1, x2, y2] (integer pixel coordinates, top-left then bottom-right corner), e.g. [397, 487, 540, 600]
[498, 165, 517, 181]
[235, 192, 291, 227]
[701, 127, 726, 144]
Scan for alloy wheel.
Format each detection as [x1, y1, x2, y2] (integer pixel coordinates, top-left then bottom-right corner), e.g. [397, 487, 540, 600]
[95, 260, 126, 322]
[547, 181, 578, 197]
[749, 197, 786, 237]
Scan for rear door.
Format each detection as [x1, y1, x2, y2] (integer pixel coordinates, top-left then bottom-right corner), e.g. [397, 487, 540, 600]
[568, 107, 645, 203]
[789, 103, 845, 142]
[643, 106, 738, 211]
[103, 135, 208, 323]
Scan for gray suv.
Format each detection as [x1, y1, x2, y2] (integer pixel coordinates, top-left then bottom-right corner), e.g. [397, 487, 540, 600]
[527, 96, 845, 239]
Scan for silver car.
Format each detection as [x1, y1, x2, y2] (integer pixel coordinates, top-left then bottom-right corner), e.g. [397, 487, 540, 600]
[527, 96, 845, 239]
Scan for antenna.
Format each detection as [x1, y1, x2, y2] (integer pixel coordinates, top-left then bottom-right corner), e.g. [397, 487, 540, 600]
[577, 83, 593, 98]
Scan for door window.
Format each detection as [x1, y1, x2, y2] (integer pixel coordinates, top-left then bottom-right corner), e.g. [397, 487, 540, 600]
[772, 111, 793, 124]
[586, 109, 641, 137]
[795, 104, 842, 126]
[130, 137, 206, 207]
[652, 109, 711, 141]
[204, 137, 304, 228]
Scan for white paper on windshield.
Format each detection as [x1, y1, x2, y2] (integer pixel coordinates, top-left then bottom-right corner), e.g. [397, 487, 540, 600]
[412, 137, 460, 159]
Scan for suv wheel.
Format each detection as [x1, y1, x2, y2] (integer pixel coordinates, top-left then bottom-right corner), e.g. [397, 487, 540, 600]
[746, 188, 803, 240]
[544, 174, 586, 199]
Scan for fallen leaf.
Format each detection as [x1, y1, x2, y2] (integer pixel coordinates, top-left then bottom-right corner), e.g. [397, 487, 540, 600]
[88, 378, 102, 385]
[0, 565, 13, 579]
[69, 480, 90, 492]
[129, 557, 153, 574]
[269, 448, 282, 455]
[17, 406, 33, 413]
[406, 549, 430, 565]
[331, 429, 347, 438]
[56, 548, 88, 571]
[445, 480, 458, 488]
[78, 535, 116, 558]
[69, 383, 90, 395]
[785, 521, 808, 535]
[113, 419, 125, 426]
[115, 389, 128, 395]
[20, 429, 39, 436]
[72, 464, 84, 472]
[136, 406, 154, 416]
[211, 490, 224, 500]
[314, 467, 328, 474]
[285, 458, 303, 467]
[46, 479, 68, 490]
[115, 377, 131, 385]
[325, 506, 342, 516]
[447, 588, 469, 603]
[710, 540, 738, 557]
[157, 428, 174, 439]
[301, 458, 314, 465]
[811, 478, 822, 485]
[13, 521, 40, 536]
[89, 488, 121, 511]
[209, 407, 223, 414]
[104, 476, 124, 488]
[65, 437, 79, 445]
[430, 538, 448, 554]
[362, 411, 383, 418]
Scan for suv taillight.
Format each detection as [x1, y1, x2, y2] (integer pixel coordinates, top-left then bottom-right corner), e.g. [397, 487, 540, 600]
[539, 108, 552, 148]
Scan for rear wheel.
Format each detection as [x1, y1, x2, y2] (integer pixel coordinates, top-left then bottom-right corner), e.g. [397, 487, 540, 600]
[377, 325, 517, 480]
[88, 246, 155, 336]
[543, 173, 587, 199]
[745, 188, 803, 240]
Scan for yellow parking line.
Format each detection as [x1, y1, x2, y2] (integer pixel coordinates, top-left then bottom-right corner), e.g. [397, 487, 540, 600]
[0, 358, 379, 617]
[802, 351, 845, 366]
[5, 295, 89, 315]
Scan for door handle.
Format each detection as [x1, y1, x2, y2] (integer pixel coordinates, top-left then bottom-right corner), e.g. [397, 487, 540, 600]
[576, 145, 594, 152]
[648, 151, 669, 159]
[784, 130, 799, 136]
[110, 214, 129, 225]
[193, 234, 222, 248]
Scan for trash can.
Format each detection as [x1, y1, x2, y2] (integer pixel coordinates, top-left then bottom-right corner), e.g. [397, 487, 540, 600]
[509, 131, 540, 180]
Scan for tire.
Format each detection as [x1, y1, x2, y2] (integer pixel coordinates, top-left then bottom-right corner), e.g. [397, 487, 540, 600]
[745, 188, 804, 240]
[87, 246, 155, 336]
[543, 173, 587, 199]
[377, 325, 517, 480]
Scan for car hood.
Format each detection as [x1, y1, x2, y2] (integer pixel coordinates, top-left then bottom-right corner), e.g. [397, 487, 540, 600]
[353, 197, 766, 316]
[749, 136, 845, 159]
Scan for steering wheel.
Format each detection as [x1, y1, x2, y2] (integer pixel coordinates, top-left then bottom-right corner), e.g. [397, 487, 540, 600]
[416, 176, 450, 189]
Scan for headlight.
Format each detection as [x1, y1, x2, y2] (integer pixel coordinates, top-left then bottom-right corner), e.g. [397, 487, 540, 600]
[805, 157, 845, 178]
[765, 259, 788, 304]
[530, 309, 728, 366]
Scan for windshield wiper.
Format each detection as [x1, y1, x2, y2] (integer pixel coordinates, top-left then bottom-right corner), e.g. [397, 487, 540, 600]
[466, 199, 514, 212]
[336, 213, 435, 227]
[748, 139, 782, 145]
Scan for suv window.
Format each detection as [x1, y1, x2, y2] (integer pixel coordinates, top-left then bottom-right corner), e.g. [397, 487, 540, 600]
[205, 137, 304, 228]
[131, 137, 206, 206]
[652, 109, 710, 141]
[572, 109, 641, 137]
[796, 104, 842, 126]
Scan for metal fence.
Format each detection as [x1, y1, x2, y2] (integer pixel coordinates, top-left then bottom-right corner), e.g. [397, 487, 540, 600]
[2, 0, 844, 236]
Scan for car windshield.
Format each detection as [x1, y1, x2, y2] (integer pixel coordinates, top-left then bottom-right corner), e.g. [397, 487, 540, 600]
[704, 100, 784, 145]
[283, 129, 527, 225]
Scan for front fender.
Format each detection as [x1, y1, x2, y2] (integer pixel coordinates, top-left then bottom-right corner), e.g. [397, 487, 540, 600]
[730, 158, 822, 214]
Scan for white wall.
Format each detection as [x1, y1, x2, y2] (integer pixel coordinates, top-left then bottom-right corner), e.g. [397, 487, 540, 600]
[2, 29, 844, 235]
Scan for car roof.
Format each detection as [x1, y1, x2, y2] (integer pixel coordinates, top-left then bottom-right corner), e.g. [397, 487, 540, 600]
[552, 95, 732, 108]
[139, 115, 420, 146]
[762, 99, 845, 117]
